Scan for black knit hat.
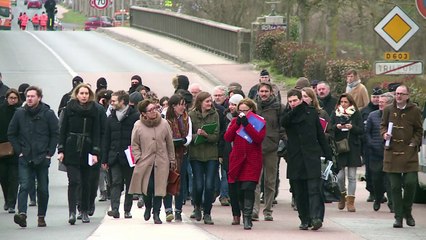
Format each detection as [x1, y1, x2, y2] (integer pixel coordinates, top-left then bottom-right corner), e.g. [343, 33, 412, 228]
[131, 75, 142, 84]
[72, 76, 83, 88]
[96, 77, 107, 89]
[387, 82, 401, 92]
[372, 87, 383, 95]
[260, 69, 269, 76]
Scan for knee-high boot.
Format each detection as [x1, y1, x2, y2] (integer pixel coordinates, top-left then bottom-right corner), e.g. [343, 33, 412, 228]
[243, 191, 254, 230]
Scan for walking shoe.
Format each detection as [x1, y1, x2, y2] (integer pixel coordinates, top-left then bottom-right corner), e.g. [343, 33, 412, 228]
[381, 196, 388, 203]
[88, 204, 95, 216]
[153, 212, 162, 224]
[219, 197, 230, 206]
[272, 199, 278, 205]
[38, 216, 47, 227]
[107, 210, 120, 218]
[393, 218, 403, 228]
[166, 211, 174, 222]
[264, 212, 273, 221]
[373, 201, 381, 211]
[14, 213, 27, 227]
[3, 203, 8, 211]
[203, 214, 214, 225]
[77, 211, 82, 220]
[81, 212, 90, 223]
[299, 223, 309, 230]
[406, 215, 415, 227]
[190, 210, 196, 219]
[124, 211, 132, 219]
[175, 212, 182, 222]
[8, 208, 15, 214]
[366, 193, 374, 202]
[137, 197, 144, 208]
[98, 191, 107, 202]
[193, 208, 202, 221]
[29, 200, 36, 207]
[69, 212, 76, 225]
[311, 218, 322, 230]
[251, 212, 259, 221]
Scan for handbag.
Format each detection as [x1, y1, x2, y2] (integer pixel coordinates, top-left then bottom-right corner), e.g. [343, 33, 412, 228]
[0, 142, 14, 158]
[334, 132, 350, 154]
[167, 169, 180, 196]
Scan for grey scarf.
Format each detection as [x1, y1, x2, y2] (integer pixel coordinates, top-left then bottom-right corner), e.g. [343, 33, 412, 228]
[116, 105, 129, 122]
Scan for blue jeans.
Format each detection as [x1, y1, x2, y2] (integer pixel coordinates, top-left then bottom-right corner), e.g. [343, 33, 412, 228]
[191, 159, 218, 215]
[219, 164, 229, 198]
[17, 157, 50, 216]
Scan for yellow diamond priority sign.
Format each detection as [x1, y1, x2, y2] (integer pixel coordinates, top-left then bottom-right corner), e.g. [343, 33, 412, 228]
[374, 6, 419, 51]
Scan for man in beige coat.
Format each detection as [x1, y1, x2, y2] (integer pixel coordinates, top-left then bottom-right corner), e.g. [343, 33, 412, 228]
[128, 99, 176, 224]
[345, 69, 369, 110]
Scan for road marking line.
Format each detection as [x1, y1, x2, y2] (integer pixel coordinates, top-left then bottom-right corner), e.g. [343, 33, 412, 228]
[25, 31, 77, 77]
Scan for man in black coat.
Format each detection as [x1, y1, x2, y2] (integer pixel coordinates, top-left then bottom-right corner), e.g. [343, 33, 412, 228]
[281, 89, 332, 231]
[102, 90, 139, 219]
[58, 76, 83, 116]
[0, 72, 10, 104]
[317, 81, 337, 116]
[8, 86, 59, 228]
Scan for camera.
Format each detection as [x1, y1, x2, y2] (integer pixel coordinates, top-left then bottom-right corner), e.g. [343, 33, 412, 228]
[239, 112, 245, 118]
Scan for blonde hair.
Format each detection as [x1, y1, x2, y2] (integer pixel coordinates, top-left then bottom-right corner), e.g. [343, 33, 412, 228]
[71, 83, 95, 102]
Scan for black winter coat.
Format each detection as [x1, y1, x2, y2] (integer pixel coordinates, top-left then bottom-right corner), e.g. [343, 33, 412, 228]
[281, 102, 332, 180]
[0, 102, 20, 163]
[58, 100, 101, 166]
[319, 94, 338, 117]
[8, 103, 59, 162]
[103, 106, 139, 166]
[331, 110, 363, 168]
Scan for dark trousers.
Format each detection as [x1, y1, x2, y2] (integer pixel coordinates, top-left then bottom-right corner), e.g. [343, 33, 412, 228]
[143, 168, 162, 214]
[371, 170, 392, 204]
[110, 163, 134, 212]
[67, 164, 91, 214]
[229, 182, 240, 217]
[88, 163, 100, 210]
[0, 160, 18, 209]
[291, 178, 324, 224]
[17, 158, 50, 216]
[163, 154, 188, 212]
[191, 160, 218, 215]
[388, 172, 418, 219]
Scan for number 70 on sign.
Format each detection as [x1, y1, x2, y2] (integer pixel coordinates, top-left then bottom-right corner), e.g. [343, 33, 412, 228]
[90, 0, 111, 10]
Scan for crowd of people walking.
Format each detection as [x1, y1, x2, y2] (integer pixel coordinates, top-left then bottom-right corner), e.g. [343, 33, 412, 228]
[0, 68, 424, 231]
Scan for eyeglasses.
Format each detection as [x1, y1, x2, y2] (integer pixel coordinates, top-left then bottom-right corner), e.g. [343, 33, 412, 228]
[146, 108, 156, 113]
[239, 109, 250, 113]
[8, 96, 18, 100]
[395, 92, 408, 96]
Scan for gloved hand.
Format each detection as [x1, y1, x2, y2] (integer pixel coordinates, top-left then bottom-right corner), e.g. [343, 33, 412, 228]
[241, 115, 249, 126]
[181, 138, 187, 144]
[236, 117, 241, 125]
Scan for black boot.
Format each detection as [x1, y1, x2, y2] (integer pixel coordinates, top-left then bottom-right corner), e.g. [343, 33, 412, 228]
[69, 212, 76, 225]
[243, 216, 252, 230]
[242, 190, 254, 230]
[153, 212, 162, 224]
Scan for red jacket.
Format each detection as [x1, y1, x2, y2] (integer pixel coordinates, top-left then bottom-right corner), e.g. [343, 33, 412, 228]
[40, 14, 47, 26]
[20, 14, 29, 27]
[224, 116, 265, 183]
[32, 15, 39, 25]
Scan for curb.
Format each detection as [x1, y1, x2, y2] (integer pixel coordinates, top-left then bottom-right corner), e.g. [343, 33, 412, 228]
[97, 28, 223, 87]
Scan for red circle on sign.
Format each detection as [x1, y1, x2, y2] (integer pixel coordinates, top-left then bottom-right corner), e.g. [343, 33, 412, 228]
[416, 0, 426, 19]
[93, 0, 109, 10]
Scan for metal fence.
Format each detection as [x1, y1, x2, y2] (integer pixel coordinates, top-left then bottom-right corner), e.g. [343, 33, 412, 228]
[130, 6, 251, 62]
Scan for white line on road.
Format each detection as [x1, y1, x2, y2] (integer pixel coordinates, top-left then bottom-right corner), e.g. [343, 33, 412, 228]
[25, 31, 77, 77]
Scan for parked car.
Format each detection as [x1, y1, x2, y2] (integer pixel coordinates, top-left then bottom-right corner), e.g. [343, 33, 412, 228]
[27, 0, 42, 9]
[84, 16, 114, 31]
[113, 10, 129, 27]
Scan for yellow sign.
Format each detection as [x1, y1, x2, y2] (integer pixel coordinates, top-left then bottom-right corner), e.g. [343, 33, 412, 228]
[384, 52, 410, 60]
[374, 6, 419, 51]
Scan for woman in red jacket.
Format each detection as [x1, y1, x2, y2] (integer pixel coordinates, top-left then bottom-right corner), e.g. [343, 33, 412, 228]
[224, 98, 266, 230]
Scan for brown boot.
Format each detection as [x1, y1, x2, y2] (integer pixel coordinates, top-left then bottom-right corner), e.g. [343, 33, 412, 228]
[338, 192, 346, 210]
[347, 195, 356, 212]
[231, 216, 240, 225]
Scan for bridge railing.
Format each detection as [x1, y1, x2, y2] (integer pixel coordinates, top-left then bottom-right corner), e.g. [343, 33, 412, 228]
[130, 6, 251, 62]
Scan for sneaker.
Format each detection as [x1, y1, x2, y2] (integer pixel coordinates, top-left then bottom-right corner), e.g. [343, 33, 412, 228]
[166, 211, 174, 222]
[175, 212, 182, 222]
[107, 210, 120, 218]
[38, 216, 47, 227]
[264, 213, 273, 221]
[311, 218, 322, 230]
[124, 211, 132, 219]
[8, 208, 15, 214]
[29, 200, 36, 207]
[219, 197, 230, 206]
[14, 213, 27, 227]
[203, 214, 214, 225]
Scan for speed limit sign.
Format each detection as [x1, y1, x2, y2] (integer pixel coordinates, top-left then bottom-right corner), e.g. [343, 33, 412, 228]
[90, 0, 110, 10]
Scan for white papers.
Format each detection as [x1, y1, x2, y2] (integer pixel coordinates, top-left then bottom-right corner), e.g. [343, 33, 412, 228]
[88, 153, 94, 166]
[321, 160, 333, 181]
[385, 122, 393, 147]
[125, 146, 135, 167]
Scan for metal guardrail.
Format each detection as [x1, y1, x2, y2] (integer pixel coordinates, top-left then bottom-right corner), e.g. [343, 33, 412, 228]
[130, 6, 251, 62]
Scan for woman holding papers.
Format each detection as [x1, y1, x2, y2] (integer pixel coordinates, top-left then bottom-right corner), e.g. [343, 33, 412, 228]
[330, 93, 363, 212]
[224, 98, 266, 230]
[163, 94, 192, 222]
[188, 92, 219, 225]
[128, 99, 176, 224]
[57, 83, 101, 225]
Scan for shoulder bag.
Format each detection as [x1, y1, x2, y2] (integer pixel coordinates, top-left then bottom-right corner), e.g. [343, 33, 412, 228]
[335, 131, 350, 154]
[167, 169, 180, 196]
[0, 142, 14, 158]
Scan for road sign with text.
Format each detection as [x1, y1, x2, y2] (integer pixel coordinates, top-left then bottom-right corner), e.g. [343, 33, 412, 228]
[375, 61, 423, 75]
